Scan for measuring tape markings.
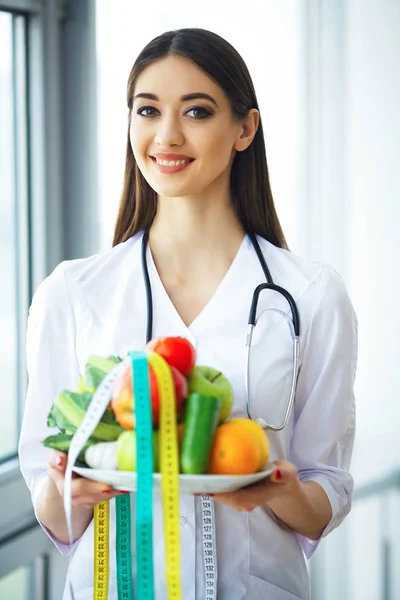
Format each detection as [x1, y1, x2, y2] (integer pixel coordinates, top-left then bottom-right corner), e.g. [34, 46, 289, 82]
[147, 352, 181, 599]
[128, 351, 154, 600]
[94, 501, 110, 600]
[116, 494, 134, 599]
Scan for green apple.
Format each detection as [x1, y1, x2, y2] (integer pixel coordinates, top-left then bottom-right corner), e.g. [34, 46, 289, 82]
[117, 430, 160, 472]
[187, 366, 234, 423]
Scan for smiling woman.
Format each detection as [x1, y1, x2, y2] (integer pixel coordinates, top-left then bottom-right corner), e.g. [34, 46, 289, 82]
[129, 53, 258, 201]
[113, 29, 285, 250]
[19, 26, 357, 600]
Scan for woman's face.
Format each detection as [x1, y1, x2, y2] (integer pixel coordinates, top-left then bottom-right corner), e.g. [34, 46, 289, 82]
[129, 54, 245, 199]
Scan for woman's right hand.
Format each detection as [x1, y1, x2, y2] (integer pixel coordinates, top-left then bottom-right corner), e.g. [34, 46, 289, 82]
[48, 450, 128, 508]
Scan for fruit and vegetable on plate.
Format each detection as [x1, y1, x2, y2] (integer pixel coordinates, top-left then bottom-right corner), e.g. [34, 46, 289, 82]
[42, 337, 270, 476]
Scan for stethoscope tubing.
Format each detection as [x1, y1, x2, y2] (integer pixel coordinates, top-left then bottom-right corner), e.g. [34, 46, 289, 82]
[142, 230, 153, 344]
[141, 229, 300, 431]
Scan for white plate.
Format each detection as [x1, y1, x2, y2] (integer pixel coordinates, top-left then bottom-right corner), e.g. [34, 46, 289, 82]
[73, 463, 276, 494]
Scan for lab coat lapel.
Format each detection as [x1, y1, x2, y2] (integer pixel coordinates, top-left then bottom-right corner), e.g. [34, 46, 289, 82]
[145, 234, 248, 341]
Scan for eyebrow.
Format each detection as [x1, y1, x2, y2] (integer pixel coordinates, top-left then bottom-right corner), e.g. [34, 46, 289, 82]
[134, 92, 219, 107]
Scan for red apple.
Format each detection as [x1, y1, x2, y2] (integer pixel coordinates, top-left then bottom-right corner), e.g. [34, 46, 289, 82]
[145, 336, 196, 377]
[111, 362, 187, 429]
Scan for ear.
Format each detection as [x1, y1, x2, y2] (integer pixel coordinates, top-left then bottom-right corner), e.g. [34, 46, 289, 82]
[234, 109, 260, 152]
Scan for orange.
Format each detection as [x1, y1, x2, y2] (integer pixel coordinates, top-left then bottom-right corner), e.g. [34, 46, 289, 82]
[207, 422, 262, 476]
[228, 419, 270, 469]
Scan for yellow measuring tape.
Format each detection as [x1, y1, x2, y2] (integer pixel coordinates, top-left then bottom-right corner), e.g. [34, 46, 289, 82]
[147, 351, 181, 599]
[94, 501, 110, 599]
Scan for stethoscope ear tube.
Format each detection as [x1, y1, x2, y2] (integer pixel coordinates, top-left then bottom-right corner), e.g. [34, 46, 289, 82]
[142, 230, 153, 344]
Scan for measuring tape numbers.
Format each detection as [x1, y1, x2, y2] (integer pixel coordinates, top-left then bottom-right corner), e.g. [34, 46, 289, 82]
[201, 495, 218, 600]
[147, 351, 181, 600]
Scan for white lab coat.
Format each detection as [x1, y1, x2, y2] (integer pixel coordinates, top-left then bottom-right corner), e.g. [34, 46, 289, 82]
[19, 231, 357, 600]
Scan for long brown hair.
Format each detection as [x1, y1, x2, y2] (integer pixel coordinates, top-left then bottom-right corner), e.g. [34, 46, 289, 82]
[112, 28, 288, 249]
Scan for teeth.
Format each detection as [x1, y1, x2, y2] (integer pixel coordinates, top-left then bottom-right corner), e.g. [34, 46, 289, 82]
[155, 158, 191, 166]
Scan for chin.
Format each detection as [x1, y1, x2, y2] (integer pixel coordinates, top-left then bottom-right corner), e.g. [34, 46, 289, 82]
[140, 162, 226, 199]
[149, 180, 207, 199]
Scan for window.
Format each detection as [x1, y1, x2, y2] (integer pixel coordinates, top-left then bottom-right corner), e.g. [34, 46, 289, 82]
[0, 10, 30, 462]
[0, 565, 29, 600]
[0, 2, 90, 598]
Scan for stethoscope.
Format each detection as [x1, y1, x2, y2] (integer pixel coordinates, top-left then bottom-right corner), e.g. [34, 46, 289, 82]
[141, 229, 300, 432]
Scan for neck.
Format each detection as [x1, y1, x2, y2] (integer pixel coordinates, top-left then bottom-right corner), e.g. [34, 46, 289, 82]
[148, 192, 245, 278]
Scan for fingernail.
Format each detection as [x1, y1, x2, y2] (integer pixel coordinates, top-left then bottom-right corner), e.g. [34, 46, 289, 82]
[120, 490, 130, 494]
[276, 469, 283, 480]
[56, 456, 64, 467]
[102, 489, 111, 494]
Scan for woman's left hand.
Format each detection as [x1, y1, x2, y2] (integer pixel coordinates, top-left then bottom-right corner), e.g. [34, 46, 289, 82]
[211, 460, 299, 512]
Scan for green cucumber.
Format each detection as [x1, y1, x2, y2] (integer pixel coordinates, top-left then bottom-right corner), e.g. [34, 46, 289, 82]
[180, 393, 221, 475]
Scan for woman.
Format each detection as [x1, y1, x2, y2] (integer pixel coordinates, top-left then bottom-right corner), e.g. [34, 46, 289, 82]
[19, 28, 357, 600]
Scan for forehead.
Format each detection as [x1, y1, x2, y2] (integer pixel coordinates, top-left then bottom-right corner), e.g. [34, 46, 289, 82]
[134, 54, 225, 101]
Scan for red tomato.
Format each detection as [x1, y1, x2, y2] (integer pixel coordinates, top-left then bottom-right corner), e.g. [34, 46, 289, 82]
[146, 336, 196, 377]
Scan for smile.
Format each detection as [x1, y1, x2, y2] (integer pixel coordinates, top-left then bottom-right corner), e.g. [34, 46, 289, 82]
[150, 156, 195, 174]
[156, 158, 191, 166]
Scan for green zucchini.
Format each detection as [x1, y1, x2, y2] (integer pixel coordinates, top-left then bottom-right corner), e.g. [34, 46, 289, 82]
[180, 394, 221, 475]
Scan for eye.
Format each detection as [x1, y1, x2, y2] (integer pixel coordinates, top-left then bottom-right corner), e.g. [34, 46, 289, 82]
[137, 106, 159, 117]
[185, 106, 213, 120]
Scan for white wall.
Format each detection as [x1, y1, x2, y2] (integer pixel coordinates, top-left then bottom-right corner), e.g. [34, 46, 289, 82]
[95, 0, 306, 251]
[346, 1, 400, 596]
[346, 0, 400, 484]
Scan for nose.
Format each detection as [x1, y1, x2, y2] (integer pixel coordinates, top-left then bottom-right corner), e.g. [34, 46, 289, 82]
[154, 113, 184, 147]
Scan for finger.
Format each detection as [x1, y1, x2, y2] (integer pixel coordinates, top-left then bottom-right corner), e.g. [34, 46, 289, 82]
[212, 490, 247, 509]
[49, 450, 67, 472]
[48, 457, 68, 496]
[71, 489, 128, 508]
[48, 457, 115, 503]
[212, 495, 240, 510]
[70, 478, 129, 504]
[270, 460, 298, 484]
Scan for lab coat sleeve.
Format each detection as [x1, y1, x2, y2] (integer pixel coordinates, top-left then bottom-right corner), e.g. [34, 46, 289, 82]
[18, 263, 83, 556]
[290, 266, 358, 559]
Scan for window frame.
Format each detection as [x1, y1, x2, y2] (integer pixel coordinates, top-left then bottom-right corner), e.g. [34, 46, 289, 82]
[0, 0, 59, 542]
[0, 3, 98, 597]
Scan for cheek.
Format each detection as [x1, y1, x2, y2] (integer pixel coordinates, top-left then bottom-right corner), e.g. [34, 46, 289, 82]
[197, 125, 236, 173]
[129, 123, 148, 162]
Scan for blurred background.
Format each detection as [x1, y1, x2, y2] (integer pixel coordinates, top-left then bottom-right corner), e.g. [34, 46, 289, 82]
[0, 0, 399, 598]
